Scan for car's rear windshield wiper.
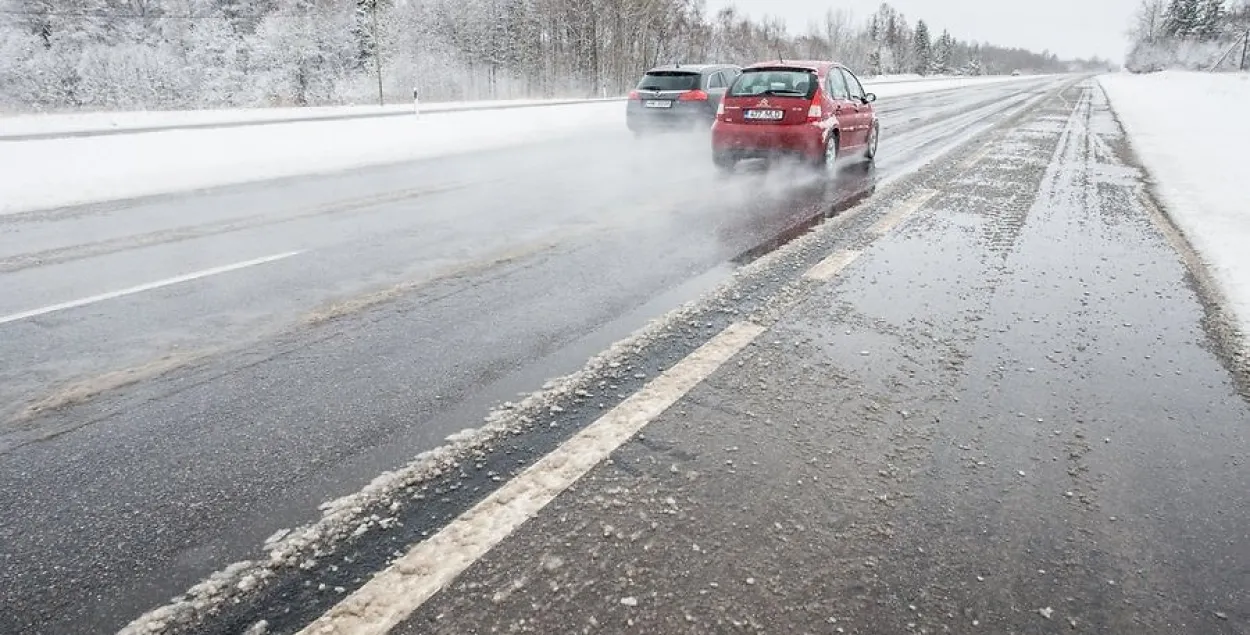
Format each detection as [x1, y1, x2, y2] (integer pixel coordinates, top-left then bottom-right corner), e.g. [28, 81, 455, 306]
[637, 86, 666, 91]
[731, 89, 808, 98]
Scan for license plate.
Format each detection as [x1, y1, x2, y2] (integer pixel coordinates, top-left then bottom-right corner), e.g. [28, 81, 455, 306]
[645, 100, 672, 109]
[745, 109, 784, 120]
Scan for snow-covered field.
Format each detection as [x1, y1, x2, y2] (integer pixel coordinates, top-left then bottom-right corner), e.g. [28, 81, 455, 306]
[1100, 71, 1250, 341]
[0, 75, 1041, 215]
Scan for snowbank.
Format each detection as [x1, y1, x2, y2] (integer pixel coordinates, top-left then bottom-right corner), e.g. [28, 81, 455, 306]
[0, 75, 1044, 215]
[1100, 71, 1250, 340]
[0, 97, 620, 139]
[0, 101, 625, 214]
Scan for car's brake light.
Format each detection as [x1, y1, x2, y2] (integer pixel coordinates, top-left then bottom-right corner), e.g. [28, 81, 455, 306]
[716, 102, 725, 115]
[628, 90, 640, 100]
[679, 90, 709, 101]
[806, 88, 825, 122]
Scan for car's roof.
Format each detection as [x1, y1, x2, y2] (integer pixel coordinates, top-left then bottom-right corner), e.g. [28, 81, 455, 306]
[744, 60, 843, 73]
[644, 63, 740, 74]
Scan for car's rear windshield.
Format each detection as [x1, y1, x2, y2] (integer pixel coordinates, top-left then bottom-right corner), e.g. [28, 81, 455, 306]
[729, 68, 818, 99]
[637, 72, 701, 91]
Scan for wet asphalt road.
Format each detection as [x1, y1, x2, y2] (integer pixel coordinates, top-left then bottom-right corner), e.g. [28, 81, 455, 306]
[11, 73, 1235, 635]
[376, 83, 1250, 634]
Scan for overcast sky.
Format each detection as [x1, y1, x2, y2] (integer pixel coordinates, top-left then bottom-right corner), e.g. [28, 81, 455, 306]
[703, 0, 1139, 62]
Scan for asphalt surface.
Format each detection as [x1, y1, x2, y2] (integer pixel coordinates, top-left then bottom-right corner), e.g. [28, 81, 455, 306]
[9, 74, 1242, 635]
[377, 84, 1250, 634]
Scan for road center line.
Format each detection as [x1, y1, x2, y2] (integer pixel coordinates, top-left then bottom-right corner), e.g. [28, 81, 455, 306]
[298, 321, 767, 635]
[867, 189, 939, 237]
[0, 251, 301, 326]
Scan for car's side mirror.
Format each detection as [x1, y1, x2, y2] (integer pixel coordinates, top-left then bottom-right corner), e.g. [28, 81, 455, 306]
[864, 93, 877, 103]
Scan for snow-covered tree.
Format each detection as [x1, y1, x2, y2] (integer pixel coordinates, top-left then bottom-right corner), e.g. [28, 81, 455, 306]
[933, 29, 955, 74]
[0, 0, 1108, 112]
[1165, 0, 1203, 36]
[912, 19, 932, 75]
[1129, 0, 1241, 69]
[1197, 0, 1227, 38]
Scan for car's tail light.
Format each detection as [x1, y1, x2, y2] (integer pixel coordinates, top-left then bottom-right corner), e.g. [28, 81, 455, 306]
[628, 90, 640, 100]
[807, 89, 824, 122]
[679, 90, 709, 101]
[715, 101, 726, 121]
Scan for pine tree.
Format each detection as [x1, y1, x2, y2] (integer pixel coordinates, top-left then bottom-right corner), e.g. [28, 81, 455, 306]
[1197, 0, 1225, 39]
[912, 19, 932, 75]
[1164, 0, 1202, 36]
[933, 29, 954, 74]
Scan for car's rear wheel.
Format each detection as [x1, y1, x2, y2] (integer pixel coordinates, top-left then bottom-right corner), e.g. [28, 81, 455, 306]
[713, 152, 735, 174]
[820, 131, 840, 173]
[864, 123, 880, 162]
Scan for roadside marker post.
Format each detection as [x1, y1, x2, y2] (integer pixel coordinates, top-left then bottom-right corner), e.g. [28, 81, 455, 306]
[1241, 30, 1249, 72]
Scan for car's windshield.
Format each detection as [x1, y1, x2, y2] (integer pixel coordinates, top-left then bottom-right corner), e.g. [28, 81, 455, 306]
[636, 72, 701, 91]
[728, 69, 818, 98]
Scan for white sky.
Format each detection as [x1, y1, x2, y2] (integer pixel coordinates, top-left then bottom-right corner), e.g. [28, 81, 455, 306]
[703, 0, 1139, 62]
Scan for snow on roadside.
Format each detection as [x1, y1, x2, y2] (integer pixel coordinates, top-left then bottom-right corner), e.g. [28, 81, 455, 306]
[1099, 71, 1250, 348]
[0, 101, 623, 215]
[0, 97, 619, 138]
[0, 75, 1042, 216]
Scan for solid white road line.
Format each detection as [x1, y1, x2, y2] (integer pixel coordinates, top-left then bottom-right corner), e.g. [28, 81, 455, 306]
[804, 249, 863, 282]
[0, 251, 301, 326]
[867, 189, 939, 237]
[298, 321, 767, 635]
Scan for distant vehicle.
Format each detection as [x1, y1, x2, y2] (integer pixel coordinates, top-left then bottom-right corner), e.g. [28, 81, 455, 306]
[710, 61, 878, 173]
[626, 64, 741, 136]
[1011, 69, 1022, 76]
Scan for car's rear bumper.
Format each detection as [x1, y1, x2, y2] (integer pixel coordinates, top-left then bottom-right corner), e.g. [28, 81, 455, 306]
[711, 121, 825, 161]
[626, 101, 714, 132]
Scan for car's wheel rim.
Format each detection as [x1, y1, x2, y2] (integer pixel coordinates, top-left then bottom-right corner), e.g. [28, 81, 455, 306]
[825, 136, 838, 172]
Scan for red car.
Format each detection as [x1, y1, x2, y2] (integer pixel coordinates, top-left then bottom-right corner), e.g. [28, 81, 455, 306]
[711, 61, 879, 172]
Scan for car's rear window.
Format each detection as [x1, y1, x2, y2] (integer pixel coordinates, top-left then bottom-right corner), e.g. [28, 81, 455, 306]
[637, 72, 701, 91]
[729, 69, 818, 99]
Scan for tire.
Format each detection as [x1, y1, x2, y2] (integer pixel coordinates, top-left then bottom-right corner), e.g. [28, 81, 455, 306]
[863, 122, 880, 162]
[820, 131, 840, 173]
[713, 152, 735, 174]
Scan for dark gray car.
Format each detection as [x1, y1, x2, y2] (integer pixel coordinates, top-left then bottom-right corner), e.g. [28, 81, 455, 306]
[626, 64, 741, 136]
